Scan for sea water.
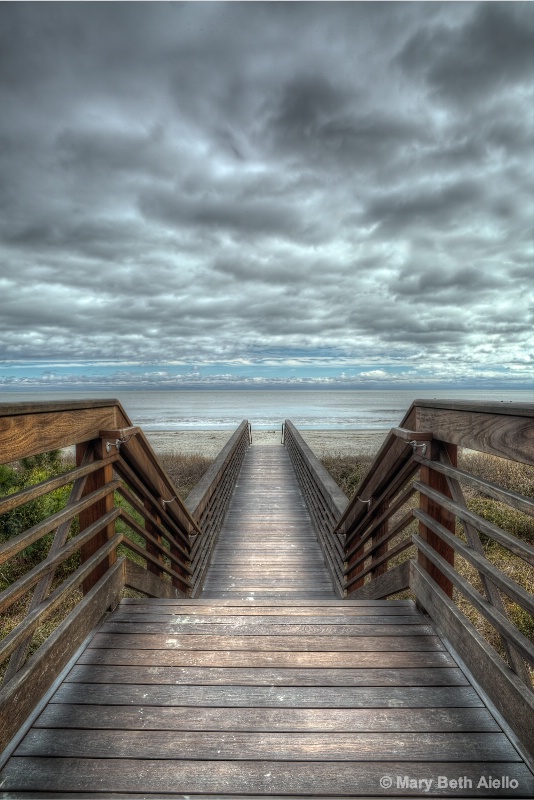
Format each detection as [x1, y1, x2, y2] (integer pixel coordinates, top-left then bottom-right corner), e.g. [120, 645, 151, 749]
[1, 388, 531, 430]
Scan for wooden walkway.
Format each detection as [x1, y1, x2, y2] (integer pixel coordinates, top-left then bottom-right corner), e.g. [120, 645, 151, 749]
[202, 445, 335, 599]
[1, 599, 532, 796]
[1, 444, 532, 796]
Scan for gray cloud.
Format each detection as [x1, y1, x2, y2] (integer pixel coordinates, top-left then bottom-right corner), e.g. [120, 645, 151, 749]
[0, 1, 532, 387]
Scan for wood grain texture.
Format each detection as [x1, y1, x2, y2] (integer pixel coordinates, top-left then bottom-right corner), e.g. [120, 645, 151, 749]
[16, 729, 519, 761]
[410, 560, 534, 758]
[88, 631, 445, 651]
[63, 663, 468, 686]
[2, 759, 533, 796]
[201, 445, 335, 599]
[2, 595, 530, 796]
[35, 703, 498, 732]
[415, 406, 534, 464]
[0, 406, 118, 463]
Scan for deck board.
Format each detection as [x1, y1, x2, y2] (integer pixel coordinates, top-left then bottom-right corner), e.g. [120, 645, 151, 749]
[2, 602, 532, 797]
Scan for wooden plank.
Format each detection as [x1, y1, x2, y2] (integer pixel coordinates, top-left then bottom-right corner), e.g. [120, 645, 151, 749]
[185, 421, 248, 517]
[49, 683, 483, 707]
[0, 559, 124, 753]
[77, 440, 117, 594]
[410, 560, 534, 758]
[119, 598, 415, 606]
[64, 664, 468, 687]
[35, 703, 499, 732]
[0, 533, 122, 665]
[114, 605, 419, 616]
[16, 729, 519, 761]
[97, 621, 435, 636]
[0, 406, 118, 462]
[78, 647, 456, 668]
[415, 405, 534, 464]
[109, 613, 426, 624]
[415, 535, 534, 666]
[414, 454, 534, 516]
[2, 759, 532, 796]
[417, 440, 456, 598]
[0, 509, 121, 615]
[415, 480, 534, 564]
[123, 560, 186, 600]
[348, 561, 410, 600]
[201, 445, 335, 599]
[88, 632, 446, 651]
[0, 481, 121, 565]
[0, 456, 118, 516]
[413, 509, 534, 616]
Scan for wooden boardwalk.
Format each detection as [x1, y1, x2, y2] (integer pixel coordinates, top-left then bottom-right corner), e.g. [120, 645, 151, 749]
[202, 445, 335, 599]
[1, 444, 533, 796]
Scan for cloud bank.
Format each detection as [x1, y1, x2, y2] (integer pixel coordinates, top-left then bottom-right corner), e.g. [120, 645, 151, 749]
[0, 2, 532, 389]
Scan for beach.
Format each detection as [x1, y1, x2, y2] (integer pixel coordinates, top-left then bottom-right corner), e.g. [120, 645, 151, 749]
[146, 428, 388, 459]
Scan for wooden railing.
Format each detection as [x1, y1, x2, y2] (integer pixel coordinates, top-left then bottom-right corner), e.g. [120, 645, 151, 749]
[283, 420, 349, 596]
[0, 400, 249, 752]
[186, 420, 251, 596]
[334, 399, 534, 757]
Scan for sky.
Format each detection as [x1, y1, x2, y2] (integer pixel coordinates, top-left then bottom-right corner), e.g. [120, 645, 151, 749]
[0, 1, 533, 391]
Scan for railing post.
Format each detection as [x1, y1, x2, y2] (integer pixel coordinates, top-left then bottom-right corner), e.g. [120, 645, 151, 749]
[77, 437, 117, 595]
[417, 439, 456, 598]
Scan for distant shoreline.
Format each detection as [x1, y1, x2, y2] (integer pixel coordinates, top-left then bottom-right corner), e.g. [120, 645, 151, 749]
[145, 428, 389, 458]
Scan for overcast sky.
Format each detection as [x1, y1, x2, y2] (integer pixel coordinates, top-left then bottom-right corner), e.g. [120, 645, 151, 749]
[0, 1, 533, 390]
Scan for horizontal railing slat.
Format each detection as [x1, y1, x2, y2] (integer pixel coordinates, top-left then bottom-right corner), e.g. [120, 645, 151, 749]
[414, 454, 534, 517]
[0, 480, 121, 565]
[0, 508, 121, 615]
[414, 533, 534, 667]
[0, 533, 122, 665]
[413, 508, 534, 616]
[0, 456, 120, 516]
[414, 480, 534, 565]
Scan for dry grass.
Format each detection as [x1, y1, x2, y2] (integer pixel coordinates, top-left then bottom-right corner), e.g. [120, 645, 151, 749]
[159, 452, 214, 501]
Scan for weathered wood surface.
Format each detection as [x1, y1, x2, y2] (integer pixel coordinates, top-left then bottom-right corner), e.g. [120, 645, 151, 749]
[0, 559, 124, 754]
[410, 560, 534, 758]
[201, 445, 335, 599]
[283, 421, 348, 595]
[1, 598, 532, 797]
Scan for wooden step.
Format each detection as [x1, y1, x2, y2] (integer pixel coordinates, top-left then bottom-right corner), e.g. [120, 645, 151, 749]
[1, 599, 532, 797]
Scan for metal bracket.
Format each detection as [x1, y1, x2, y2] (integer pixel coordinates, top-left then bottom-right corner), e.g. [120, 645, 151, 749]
[410, 441, 427, 456]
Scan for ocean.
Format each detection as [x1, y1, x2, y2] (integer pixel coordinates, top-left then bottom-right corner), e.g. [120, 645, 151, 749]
[1, 388, 532, 431]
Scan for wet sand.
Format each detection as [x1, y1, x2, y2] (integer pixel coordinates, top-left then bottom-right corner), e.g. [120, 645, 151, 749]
[145, 429, 388, 459]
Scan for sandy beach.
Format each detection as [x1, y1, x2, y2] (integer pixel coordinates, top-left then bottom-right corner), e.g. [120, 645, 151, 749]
[146, 428, 388, 459]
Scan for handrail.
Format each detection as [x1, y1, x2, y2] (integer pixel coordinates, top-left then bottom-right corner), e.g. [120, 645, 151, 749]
[0, 399, 250, 753]
[185, 420, 251, 596]
[283, 420, 349, 596]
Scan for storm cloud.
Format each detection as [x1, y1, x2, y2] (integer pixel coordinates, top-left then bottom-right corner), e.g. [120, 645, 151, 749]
[0, 1, 532, 388]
